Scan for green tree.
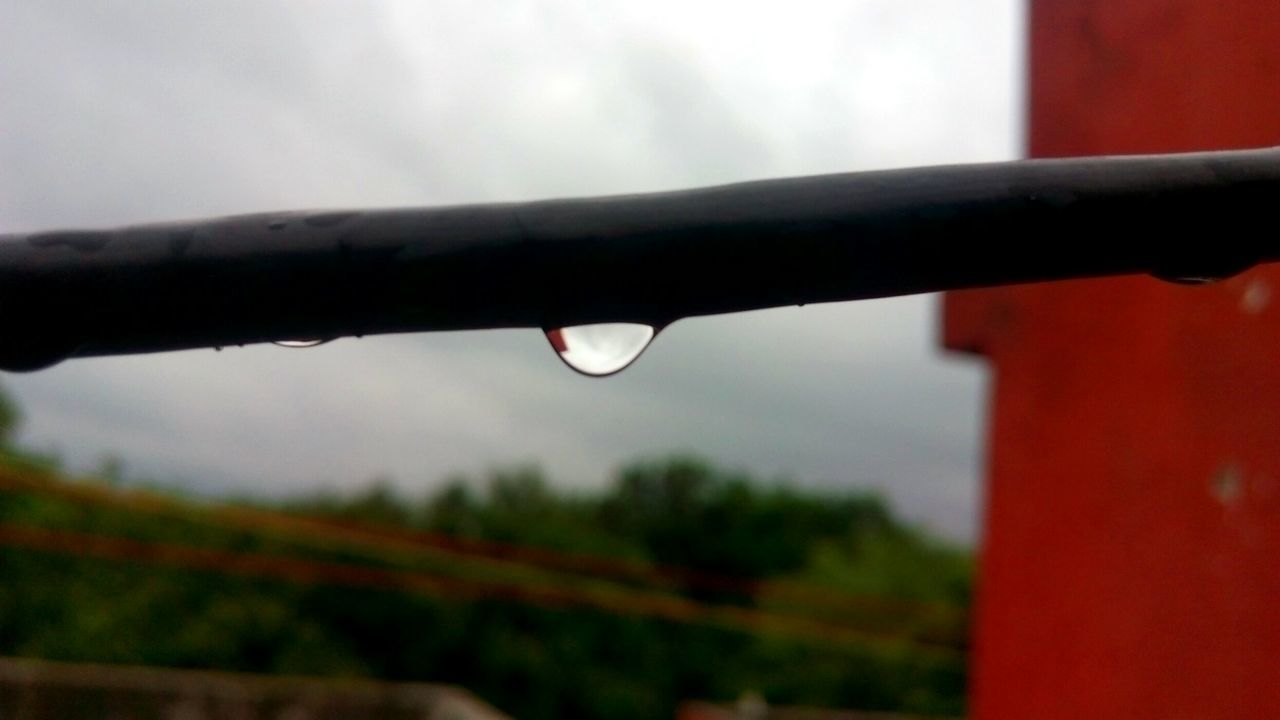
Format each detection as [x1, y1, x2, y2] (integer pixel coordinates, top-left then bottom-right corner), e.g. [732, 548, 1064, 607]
[0, 381, 21, 446]
[0, 451, 971, 720]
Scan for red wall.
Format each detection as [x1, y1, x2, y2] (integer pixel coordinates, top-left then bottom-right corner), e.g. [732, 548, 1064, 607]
[944, 1, 1280, 717]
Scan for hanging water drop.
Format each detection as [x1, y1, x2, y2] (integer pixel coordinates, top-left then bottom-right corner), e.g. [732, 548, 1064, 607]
[1151, 273, 1227, 286]
[1150, 255, 1257, 286]
[272, 338, 331, 348]
[544, 323, 656, 377]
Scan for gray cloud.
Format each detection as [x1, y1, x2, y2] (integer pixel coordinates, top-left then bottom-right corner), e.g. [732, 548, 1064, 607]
[0, 0, 1019, 540]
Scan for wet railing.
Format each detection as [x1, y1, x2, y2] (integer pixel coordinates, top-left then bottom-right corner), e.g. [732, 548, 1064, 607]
[0, 147, 1276, 373]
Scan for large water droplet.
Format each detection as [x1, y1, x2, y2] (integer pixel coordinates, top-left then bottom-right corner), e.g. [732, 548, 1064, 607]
[544, 323, 656, 377]
[272, 338, 331, 348]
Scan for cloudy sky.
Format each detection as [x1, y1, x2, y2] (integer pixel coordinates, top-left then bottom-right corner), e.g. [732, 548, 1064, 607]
[0, 0, 1022, 540]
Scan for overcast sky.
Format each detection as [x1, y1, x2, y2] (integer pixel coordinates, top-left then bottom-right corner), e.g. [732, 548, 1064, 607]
[0, 0, 1022, 540]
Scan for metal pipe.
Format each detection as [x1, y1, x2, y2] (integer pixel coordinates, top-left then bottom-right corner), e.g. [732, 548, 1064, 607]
[2, 147, 1278, 371]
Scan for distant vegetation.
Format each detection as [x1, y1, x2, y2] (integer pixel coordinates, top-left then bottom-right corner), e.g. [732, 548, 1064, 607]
[0, 384, 970, 719]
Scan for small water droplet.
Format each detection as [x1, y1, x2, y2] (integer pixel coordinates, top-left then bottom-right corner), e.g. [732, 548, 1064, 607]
[544, 323, 656, 377]
[1153, 274, 1226, 286]
[1151, 256, 1257, 286]
[1241, 280, 1271, 314]
[272, 339, 331, 348]
[1211, 464, 1244, 505]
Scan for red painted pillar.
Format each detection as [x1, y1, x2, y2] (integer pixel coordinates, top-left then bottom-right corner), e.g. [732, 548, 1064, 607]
[944, 2, 1280, 718]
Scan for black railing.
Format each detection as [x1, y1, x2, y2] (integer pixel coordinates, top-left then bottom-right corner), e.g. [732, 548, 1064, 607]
[1, 147, 1277, 371]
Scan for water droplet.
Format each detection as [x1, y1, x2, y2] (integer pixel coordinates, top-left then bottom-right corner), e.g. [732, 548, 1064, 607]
[1152, 274, 1226, 286]
[544, 323, 656, 377]
[1241, 280, 1271, 314]
[1211, 464, 1244, 505]
[272, 339, 331, 348]
[1150, 256, 1256, 286]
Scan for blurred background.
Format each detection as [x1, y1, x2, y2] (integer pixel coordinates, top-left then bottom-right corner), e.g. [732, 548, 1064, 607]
[0, 2, 1023, 717]
[0, 0, 1022, 542]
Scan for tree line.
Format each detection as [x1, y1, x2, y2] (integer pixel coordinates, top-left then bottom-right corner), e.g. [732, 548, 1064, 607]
[0, 385, 970, 719]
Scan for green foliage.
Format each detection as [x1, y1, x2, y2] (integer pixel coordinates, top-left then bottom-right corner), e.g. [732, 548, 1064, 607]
[0, 382, 21, 447]
[599, 456, 894, 577]
[0, 454, 971, 720]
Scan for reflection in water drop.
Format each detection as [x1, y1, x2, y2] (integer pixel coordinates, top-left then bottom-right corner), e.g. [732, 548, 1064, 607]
[544, 323, 656, 377]
[272, 339, 331, 348]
